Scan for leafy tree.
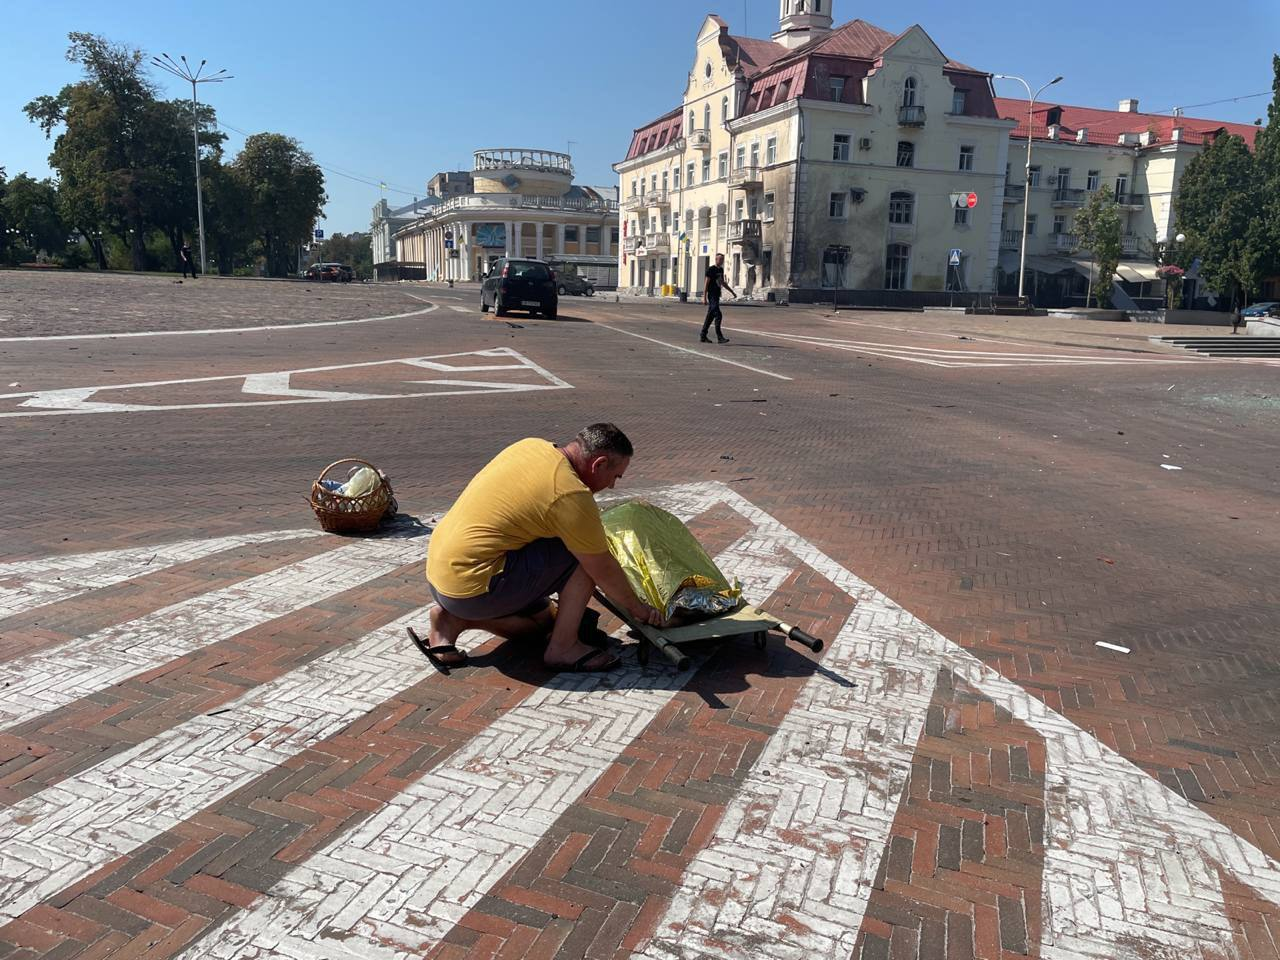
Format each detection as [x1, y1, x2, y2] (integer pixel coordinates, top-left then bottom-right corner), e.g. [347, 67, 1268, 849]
[1174, 133, 1260, 308]
[317, 232, 373, 279]
[234, 133, 325, 277]
[202, 158, 256, 275]
[1074, 189, 1122, 307]
[24, 33, 206, 271]
[1, 174, 68, 259]
[1252, 54, 1280, 291]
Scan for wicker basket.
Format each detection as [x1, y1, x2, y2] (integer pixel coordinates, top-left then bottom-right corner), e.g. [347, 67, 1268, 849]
[309, 458, 396, 534]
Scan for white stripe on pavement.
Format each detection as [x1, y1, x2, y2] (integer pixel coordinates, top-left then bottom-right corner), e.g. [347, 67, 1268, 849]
[0, 305, 438, 343]
[0, 604, 441, 923]
[0, 531, 428, 730]
[175, 532, 796, 959]
[0, 529, 321, 622]
[596, 324, 794, 381]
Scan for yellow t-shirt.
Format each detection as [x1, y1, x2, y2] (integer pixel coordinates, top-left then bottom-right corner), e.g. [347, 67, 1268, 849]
[426, 438, 609, 598]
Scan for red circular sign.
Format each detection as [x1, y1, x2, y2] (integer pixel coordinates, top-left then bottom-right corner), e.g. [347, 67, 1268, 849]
[966, 192, 978, 208]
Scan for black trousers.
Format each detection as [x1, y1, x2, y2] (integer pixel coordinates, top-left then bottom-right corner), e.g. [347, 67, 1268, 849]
[700, 299, 723, 338]
[181, 260, 197, 278]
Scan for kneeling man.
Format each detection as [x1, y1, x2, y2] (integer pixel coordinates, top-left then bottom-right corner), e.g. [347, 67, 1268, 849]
[425, 423, 664, 671]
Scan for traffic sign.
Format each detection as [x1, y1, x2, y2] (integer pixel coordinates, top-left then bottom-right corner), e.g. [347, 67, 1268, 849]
[444, 230, 454, 249]
[948, 248, 962, 266]
[966, 192, 978, 208]
[949, 192, 965, 208]
[313, 229, 324, 241]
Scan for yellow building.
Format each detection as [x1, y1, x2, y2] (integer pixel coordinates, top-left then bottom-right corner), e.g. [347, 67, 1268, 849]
[395, 149, 619, 285]
[994, 97, 1264, 307]
[613, 2, 1014, 301]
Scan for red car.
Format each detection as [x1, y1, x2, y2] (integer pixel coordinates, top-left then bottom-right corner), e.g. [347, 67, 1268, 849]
[304, 262, 353, 283]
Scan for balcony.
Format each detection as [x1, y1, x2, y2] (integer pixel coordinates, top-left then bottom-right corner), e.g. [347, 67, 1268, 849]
[1000, 229, 1023, 250]
[1121, 234, 1141, 255]
[1115, 192, 1145, 209]
[1052, 232, 1078, 252]
[728, 219, 762, 244]
[898, 104, 926, 127]
[646, 189, 670, 208]
[1003, 182, 1024, 203]
[623, 236, 642, 253]
[622, 195, 646, 211]
[1052, 187, 1086, 207]
[413, 193, 619, 219]
[643, 233, 671, 252]
[727, 165, 764, 189]
[688, 129, 712, 150]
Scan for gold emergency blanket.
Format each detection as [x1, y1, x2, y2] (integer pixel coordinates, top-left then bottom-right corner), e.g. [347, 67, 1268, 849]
[601, 500, 741, 619]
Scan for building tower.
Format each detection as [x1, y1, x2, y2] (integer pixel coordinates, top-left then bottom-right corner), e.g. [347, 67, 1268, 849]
[772, 0, 833, 49]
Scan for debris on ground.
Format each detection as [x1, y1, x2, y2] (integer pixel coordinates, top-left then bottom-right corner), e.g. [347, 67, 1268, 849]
[1160, 464, 1183, 471]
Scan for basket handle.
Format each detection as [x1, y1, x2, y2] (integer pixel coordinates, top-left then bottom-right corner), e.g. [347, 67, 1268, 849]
[317, 458, 380, 482]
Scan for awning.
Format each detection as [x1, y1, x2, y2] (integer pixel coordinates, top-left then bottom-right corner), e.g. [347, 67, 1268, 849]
[998, 252, 1082, 276]
[1115, 261, 1162, 283]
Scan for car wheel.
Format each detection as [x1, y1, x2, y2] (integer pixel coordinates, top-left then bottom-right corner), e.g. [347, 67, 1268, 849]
[584, 287, 595, 297]
[558, 284, 566, 296]
[545, 307, 558, 320]
[480, 296, 489, 313]
[494, 296, 508, 317]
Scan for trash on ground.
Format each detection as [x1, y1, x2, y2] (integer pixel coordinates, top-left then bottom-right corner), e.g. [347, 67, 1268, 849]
[1160, 464, 1183, 471]
[1098, 557, 1115, 564]
[1095, 641, 1130, 654]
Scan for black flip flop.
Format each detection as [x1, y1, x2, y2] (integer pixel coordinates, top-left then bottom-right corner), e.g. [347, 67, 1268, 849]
[577, 608, 610, 649]
[406, 626, 467, 675]
[556, 649, 620, 673]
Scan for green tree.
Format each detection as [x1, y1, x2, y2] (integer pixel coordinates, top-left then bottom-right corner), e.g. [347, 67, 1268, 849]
[317, 231, 373, 279]
[1, 174, 68, 260]
[1074, 189, 1122, 307]
[1174, 132, 1261, 308]
[202, 158, 256, 275]
[234, 133, 326, 277]
[24, 33, 208, 271]
[1252, 54, 1280, 290]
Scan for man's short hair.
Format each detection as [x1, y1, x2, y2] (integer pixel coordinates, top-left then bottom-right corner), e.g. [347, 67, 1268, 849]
[575, 422, 633, 459]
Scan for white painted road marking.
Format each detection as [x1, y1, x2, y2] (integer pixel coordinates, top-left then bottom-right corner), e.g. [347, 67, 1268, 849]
[0, 604, 441, 923]
[596, 323, 794, 381]
[0, 304, 438, 343]
[0, 348, 571, 418]
[0, 528, 320, 621]
[743, 329, 1203, 368]
[3, 483, 1278, 959]
[175, 533, 796, 959]
[0, 531, 428, 729]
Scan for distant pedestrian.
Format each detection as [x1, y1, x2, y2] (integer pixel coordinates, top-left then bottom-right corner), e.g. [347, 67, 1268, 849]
[700, 252, 736, 344]
[179, 242, 197, 280]
[1231, 311, 1243, 334]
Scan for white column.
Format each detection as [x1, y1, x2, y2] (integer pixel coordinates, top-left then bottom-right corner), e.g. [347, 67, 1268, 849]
[535, 222, 544, 261]
[555, 223, 565, 258]
[505, 221, 514, 257]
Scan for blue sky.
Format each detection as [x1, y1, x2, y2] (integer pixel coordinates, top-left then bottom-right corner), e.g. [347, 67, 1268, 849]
[2, 0, 1276, 235]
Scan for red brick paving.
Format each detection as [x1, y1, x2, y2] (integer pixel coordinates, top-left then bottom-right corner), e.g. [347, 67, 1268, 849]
[0, 272, 1278, 957]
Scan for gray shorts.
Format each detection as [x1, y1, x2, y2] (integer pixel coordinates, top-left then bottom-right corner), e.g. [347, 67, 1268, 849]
[428, 538, 578, 620]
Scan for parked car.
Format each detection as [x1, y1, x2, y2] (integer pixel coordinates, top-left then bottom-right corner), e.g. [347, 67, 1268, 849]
[480, 258, 558, 319]
[546, 262, 595, 297]
[304, 262, 353, 283]
[1240, 301, 1279, 318]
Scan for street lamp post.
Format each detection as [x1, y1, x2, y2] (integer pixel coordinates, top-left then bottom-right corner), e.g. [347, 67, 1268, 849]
[995, 73, 1062, 303]
[151, 54, 232, 277]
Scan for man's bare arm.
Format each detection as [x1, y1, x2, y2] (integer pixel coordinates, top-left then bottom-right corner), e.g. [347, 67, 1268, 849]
[573, 549, 666, 626]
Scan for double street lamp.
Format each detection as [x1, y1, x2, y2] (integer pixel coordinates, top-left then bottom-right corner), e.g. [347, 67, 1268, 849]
[995, 73, 1063, 302]
[151, 53, 232, 277]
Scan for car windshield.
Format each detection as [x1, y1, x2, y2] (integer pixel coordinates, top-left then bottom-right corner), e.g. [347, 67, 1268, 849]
[509, 262, 550, 280]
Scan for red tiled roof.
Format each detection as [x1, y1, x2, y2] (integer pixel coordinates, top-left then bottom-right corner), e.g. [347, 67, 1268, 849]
[624, 107, 683, 162]
[994, 97, 1262, 149]
[803, 19, 896, 59]
[728, 35, 789, 75]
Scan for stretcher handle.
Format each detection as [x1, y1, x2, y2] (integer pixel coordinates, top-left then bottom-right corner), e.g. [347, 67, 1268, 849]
[654, 635, 693, 670]
[774, 621, 824, 653]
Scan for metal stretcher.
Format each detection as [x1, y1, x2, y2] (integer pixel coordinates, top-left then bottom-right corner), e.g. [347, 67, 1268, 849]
[594, 590, 824, 669]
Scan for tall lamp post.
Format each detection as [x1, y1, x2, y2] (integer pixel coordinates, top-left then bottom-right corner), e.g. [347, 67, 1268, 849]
[151, 54, 232, 277]
[994, 73, 1062, 302]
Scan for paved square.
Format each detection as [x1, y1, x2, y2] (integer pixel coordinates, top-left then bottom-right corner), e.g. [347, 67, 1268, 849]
[0, 272, 1277, 959]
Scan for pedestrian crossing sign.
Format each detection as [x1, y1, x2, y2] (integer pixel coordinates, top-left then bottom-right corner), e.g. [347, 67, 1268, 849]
[949, 248, 962, 266]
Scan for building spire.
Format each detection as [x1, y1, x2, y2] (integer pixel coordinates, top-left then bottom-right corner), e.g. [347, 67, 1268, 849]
[773, 0, 833, 49]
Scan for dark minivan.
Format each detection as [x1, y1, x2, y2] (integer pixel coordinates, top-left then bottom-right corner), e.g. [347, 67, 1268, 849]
[480, 258, 558, 319]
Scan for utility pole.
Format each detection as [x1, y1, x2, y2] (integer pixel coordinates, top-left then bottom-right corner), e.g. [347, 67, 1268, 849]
[151, 54, 232, 277]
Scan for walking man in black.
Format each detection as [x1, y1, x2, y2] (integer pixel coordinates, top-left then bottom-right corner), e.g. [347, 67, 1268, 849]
[179, 241, 197, 279]
[700, 252, 736, 344]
